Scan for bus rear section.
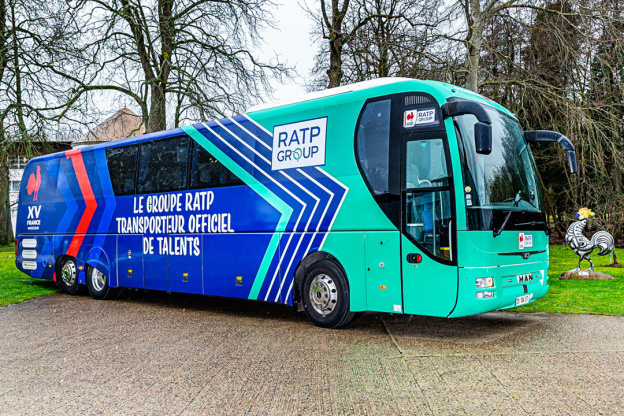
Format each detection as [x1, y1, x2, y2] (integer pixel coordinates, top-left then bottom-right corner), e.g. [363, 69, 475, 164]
[14, 78, 575, 328]
[14, 116, 351, 324]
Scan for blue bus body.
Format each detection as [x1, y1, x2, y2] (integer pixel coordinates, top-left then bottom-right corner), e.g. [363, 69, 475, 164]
[15, 115, 345, 303]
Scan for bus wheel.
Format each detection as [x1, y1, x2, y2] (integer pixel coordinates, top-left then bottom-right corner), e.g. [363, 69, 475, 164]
[301, 261, 356, 329]
[59, 257, 80, 295]
[86, 266, 118, 300]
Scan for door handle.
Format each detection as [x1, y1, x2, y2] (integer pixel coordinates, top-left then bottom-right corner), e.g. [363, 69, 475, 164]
[406, 253, 422, 263]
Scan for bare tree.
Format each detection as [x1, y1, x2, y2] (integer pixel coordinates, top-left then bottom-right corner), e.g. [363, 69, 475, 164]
[0, 0, 68, 244]
[476, 0, 624, 237]
[0, 0, 10, 245]
[0, 0, 113, 244]
[459, 0, 512, 92]
[60, 0, 289, 133]
[339, 0, 443, 83]
[308, 0, 416, 88]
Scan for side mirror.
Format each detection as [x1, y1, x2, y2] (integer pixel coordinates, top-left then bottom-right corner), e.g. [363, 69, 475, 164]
[525, 130, 578, 174]
[474, 122, 492, 155]
[441, 100, 493, 155]
[567, 150, 577, 174]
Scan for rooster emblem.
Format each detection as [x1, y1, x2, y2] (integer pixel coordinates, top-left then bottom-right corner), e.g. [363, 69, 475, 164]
[27, 165, 41, 201]
[565, 208, 614, 271]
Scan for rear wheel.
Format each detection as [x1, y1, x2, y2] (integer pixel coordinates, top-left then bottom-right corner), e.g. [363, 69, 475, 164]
[86, 266, 118, 300]
[301, 260, 356, 329]
[59, 257, 80, 295]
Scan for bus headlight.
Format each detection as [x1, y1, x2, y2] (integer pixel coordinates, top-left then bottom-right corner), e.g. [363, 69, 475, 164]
[476, 291, 495, 299]
[475, 277, 494, 288]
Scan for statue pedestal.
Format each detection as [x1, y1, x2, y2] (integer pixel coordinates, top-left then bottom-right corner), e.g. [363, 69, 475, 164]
[559, 270, 615, 280]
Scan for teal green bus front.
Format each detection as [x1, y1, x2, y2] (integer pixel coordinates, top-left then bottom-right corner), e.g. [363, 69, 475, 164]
[449, 104, 550, 317]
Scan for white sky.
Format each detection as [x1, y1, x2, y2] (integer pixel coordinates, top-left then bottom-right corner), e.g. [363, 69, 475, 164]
[257, 1, 317, 104]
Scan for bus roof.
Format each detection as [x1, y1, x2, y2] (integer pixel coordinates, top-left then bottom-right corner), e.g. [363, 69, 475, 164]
[26, 78, 514, 166]
[246, 78, 414, 112]
[247, 77, 514, 119]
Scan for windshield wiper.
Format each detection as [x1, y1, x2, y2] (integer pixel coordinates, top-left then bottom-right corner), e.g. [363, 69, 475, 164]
[516, 221, 551, 235]
[493, 210, 513, 238]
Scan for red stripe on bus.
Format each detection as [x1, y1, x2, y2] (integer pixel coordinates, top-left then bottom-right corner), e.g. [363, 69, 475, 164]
[66, 150, 97, 258]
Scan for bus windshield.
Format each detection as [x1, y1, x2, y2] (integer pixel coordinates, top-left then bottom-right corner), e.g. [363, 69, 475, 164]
[455, 105, 545, 231]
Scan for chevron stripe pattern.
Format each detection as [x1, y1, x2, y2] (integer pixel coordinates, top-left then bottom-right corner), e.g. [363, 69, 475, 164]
[184, 114, 349, 305]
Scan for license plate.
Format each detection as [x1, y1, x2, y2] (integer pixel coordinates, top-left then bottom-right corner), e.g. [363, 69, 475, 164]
[515, 294, 532, 306]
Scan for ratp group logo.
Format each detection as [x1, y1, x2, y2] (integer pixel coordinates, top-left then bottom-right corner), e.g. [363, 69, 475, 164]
[271, 117, 327, 171]
[403, 108, 436, 128]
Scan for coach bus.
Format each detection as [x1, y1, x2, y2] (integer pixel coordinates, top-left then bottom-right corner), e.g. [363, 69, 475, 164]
[14, 78, 576, 328]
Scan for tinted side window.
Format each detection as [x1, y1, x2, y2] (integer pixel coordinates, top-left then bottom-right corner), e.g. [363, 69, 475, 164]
[106, 145, 138, 196]
[356, 99, 391, 195]
[138, 136, 189, 194]
[189, 140, 243, 189]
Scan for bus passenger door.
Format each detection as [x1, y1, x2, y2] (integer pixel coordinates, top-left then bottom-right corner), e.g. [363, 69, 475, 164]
[364, 231, 402, 313]
[116, 235, 143, 288]
[401, 133, 458, 317]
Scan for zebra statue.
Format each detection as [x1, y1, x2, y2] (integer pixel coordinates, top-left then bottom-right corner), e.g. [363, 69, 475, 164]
[565, 208, 614, 271]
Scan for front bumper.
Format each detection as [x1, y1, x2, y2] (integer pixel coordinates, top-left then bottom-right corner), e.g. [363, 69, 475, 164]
[450, 261, 549, 317]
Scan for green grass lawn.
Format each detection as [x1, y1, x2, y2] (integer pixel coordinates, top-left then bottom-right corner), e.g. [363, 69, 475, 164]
[511, 244, 624, 315]
[1, 244, 623, 315]
[0, 246, 59, 306]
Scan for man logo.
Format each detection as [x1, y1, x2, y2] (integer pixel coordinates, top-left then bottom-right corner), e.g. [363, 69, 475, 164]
[27, 165, 42, 201]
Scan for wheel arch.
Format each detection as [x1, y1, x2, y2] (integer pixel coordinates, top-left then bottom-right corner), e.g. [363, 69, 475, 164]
[55, 254, 82, 295]
[85, 247, 114, 287]
[292, 251, 348, 306]
[55, 253, 75, 278]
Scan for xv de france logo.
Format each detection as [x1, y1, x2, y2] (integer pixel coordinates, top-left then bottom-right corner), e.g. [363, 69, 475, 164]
[27, 165, 42, 201]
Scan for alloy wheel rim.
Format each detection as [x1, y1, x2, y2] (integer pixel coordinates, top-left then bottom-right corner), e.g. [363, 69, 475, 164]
[61, 261, 77, 286]
[309, 274, 338, 316]
[92, 268, 106, 292]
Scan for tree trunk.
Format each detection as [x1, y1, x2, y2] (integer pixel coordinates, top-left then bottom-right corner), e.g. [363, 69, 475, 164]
[0, 0, 12, 245]
[0, 159, 13, 246]
[10, 0, 26, 137]
[378, 14, 389, 78]
[324, 0, 348, 88]
[147, 82, 166, 133]
[465, 0, 485, 92]
[146, 0, 172, 133]
[327, 34, 344, 88]
[0, 0, 6, 84]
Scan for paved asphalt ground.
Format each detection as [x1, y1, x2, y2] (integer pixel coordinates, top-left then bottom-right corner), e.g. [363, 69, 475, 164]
[1, 292, 623, 415]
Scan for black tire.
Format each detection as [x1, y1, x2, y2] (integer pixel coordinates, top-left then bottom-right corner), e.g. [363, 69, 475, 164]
[86, 266, 119, 300]
[301, 260, 356, 329]
[58, 257, 80, 295]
